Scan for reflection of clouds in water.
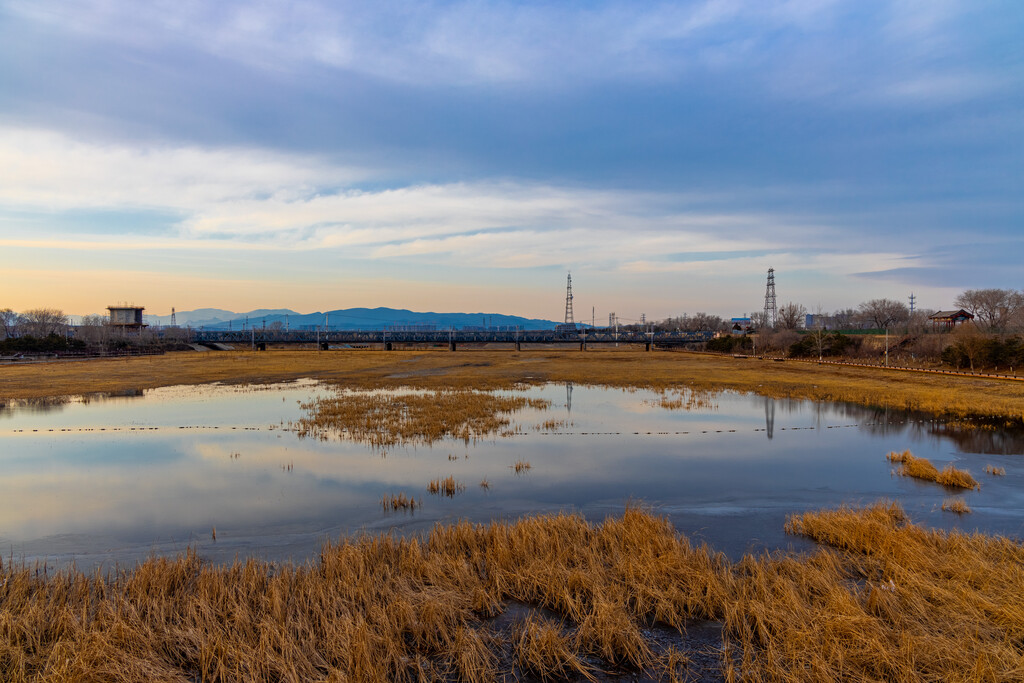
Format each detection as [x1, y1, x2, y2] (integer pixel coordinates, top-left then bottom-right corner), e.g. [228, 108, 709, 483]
[2, 383, 1023, 565]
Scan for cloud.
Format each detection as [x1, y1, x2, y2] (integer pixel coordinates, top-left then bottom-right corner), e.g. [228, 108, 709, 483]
[4, 0, 988, 98]
[0, 127, 369, 211]
[0, 125, 811, 267]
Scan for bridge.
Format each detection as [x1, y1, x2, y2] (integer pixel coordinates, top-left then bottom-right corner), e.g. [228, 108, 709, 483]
[190, 328, 715, 351]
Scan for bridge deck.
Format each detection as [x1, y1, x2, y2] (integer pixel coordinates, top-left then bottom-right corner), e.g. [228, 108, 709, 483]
[190, 329, 714, 346]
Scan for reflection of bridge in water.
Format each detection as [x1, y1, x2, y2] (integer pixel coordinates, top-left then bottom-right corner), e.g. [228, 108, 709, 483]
[192, 328, 714, 351]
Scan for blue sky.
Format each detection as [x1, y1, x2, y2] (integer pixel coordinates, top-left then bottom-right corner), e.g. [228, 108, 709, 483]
[1, 0, 1021, 322]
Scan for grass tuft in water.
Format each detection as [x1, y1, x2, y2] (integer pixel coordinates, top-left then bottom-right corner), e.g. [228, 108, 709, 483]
[381, 492, 419, 511]
[888, 450, 978, 489]
[427, 476, 465, 497]
[942, 498, 972, 514]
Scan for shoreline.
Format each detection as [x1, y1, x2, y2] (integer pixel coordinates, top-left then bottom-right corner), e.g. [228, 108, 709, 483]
[3, 348, 1024, 423]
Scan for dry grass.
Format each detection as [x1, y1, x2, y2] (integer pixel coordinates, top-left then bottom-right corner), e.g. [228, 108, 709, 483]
[889, 450, 979, 489]
[427, 476, 465, 498]
[1, 504, 1022, 681]
[381, 493, 419, 511]
[535, 418, 566, 431]
[479, 478, 491, 490]
[941, 498, 972, 514]
[886, 449, 912, 463]
[984, 464, 1006, 476]
[513, 615, 596, 681]
[648, 388, 719, 411]
[761, 501, 1024, 682]
[5, 349, 1024, 424]
[512, 460, 532, 474]
[936, 464, 980, 490]
[295, 389, 548, 447]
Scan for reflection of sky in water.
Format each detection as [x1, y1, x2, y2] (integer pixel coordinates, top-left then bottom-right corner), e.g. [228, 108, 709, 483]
[1, 381, 1023, 569]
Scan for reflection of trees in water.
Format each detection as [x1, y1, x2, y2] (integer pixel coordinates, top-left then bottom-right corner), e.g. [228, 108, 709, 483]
[0, 396, 71, 418]
[854, 405, 1024, 455]
[932, 425, 1024, 455]
[0, 389, 147, 419]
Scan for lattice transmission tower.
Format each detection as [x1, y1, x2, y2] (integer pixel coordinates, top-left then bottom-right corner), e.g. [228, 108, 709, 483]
[564, 272, 575, 325]
[763, 267, 777, 329]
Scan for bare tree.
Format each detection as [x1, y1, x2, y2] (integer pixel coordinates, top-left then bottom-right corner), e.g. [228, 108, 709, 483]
[19, 308, 69, 337]
[951, 322, 986, 373]
[907, 308, 936, 334]
[857, 299, 909, 330]
[688, 312, 725, 332]
[0, 308, 19, 340]
[831, 308, 859, 329]
[777, 302, 807, 330]
[807, 306, 828, 361]
[954, 288, 1024, 332]
[75, 314, 110, 345]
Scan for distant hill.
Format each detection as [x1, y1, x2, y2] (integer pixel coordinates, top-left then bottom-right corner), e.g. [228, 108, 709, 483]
[144, 307, 559, 331]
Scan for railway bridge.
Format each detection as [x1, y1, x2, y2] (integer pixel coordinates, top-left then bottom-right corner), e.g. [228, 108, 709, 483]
[190, 328, 714, 351]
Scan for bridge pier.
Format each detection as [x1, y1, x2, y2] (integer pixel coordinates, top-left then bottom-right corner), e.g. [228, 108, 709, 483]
[449, 341, 457, 352]
[515, 341, 521, 352]
[645, 342, 651, 352]
[580, 342, 586, 351]
[320, 341, 329, 351]
[256, 342, 266, 351]
[385, 342, 393, 351]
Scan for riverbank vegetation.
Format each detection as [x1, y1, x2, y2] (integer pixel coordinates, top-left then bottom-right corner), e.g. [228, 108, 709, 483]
[4, 349, 1024, 425]
[1, 503, 1020, 682]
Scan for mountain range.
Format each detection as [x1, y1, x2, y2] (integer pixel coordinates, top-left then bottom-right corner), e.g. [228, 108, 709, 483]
[142, 307, 560, 331]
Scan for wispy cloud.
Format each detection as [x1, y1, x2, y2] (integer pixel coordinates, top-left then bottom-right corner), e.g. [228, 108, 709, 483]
[4, 0, 990, 101]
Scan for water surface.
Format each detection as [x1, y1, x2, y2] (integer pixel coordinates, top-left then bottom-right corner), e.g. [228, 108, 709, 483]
[2, 381, 1022, 569]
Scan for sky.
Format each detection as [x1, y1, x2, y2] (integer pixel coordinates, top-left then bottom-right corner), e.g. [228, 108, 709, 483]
[1, 0, 1022, 323]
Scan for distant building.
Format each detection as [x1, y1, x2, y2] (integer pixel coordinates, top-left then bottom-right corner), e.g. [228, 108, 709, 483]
[929, 309, 974, 331]
[107, 305, 146, 330]
[731, 317, 752, 334]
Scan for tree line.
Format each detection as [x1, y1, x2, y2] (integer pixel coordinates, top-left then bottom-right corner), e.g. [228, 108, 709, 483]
[0, 307, 190, 355]
[656, 289, 1024, 334]
[672, 288, 1024, 372]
